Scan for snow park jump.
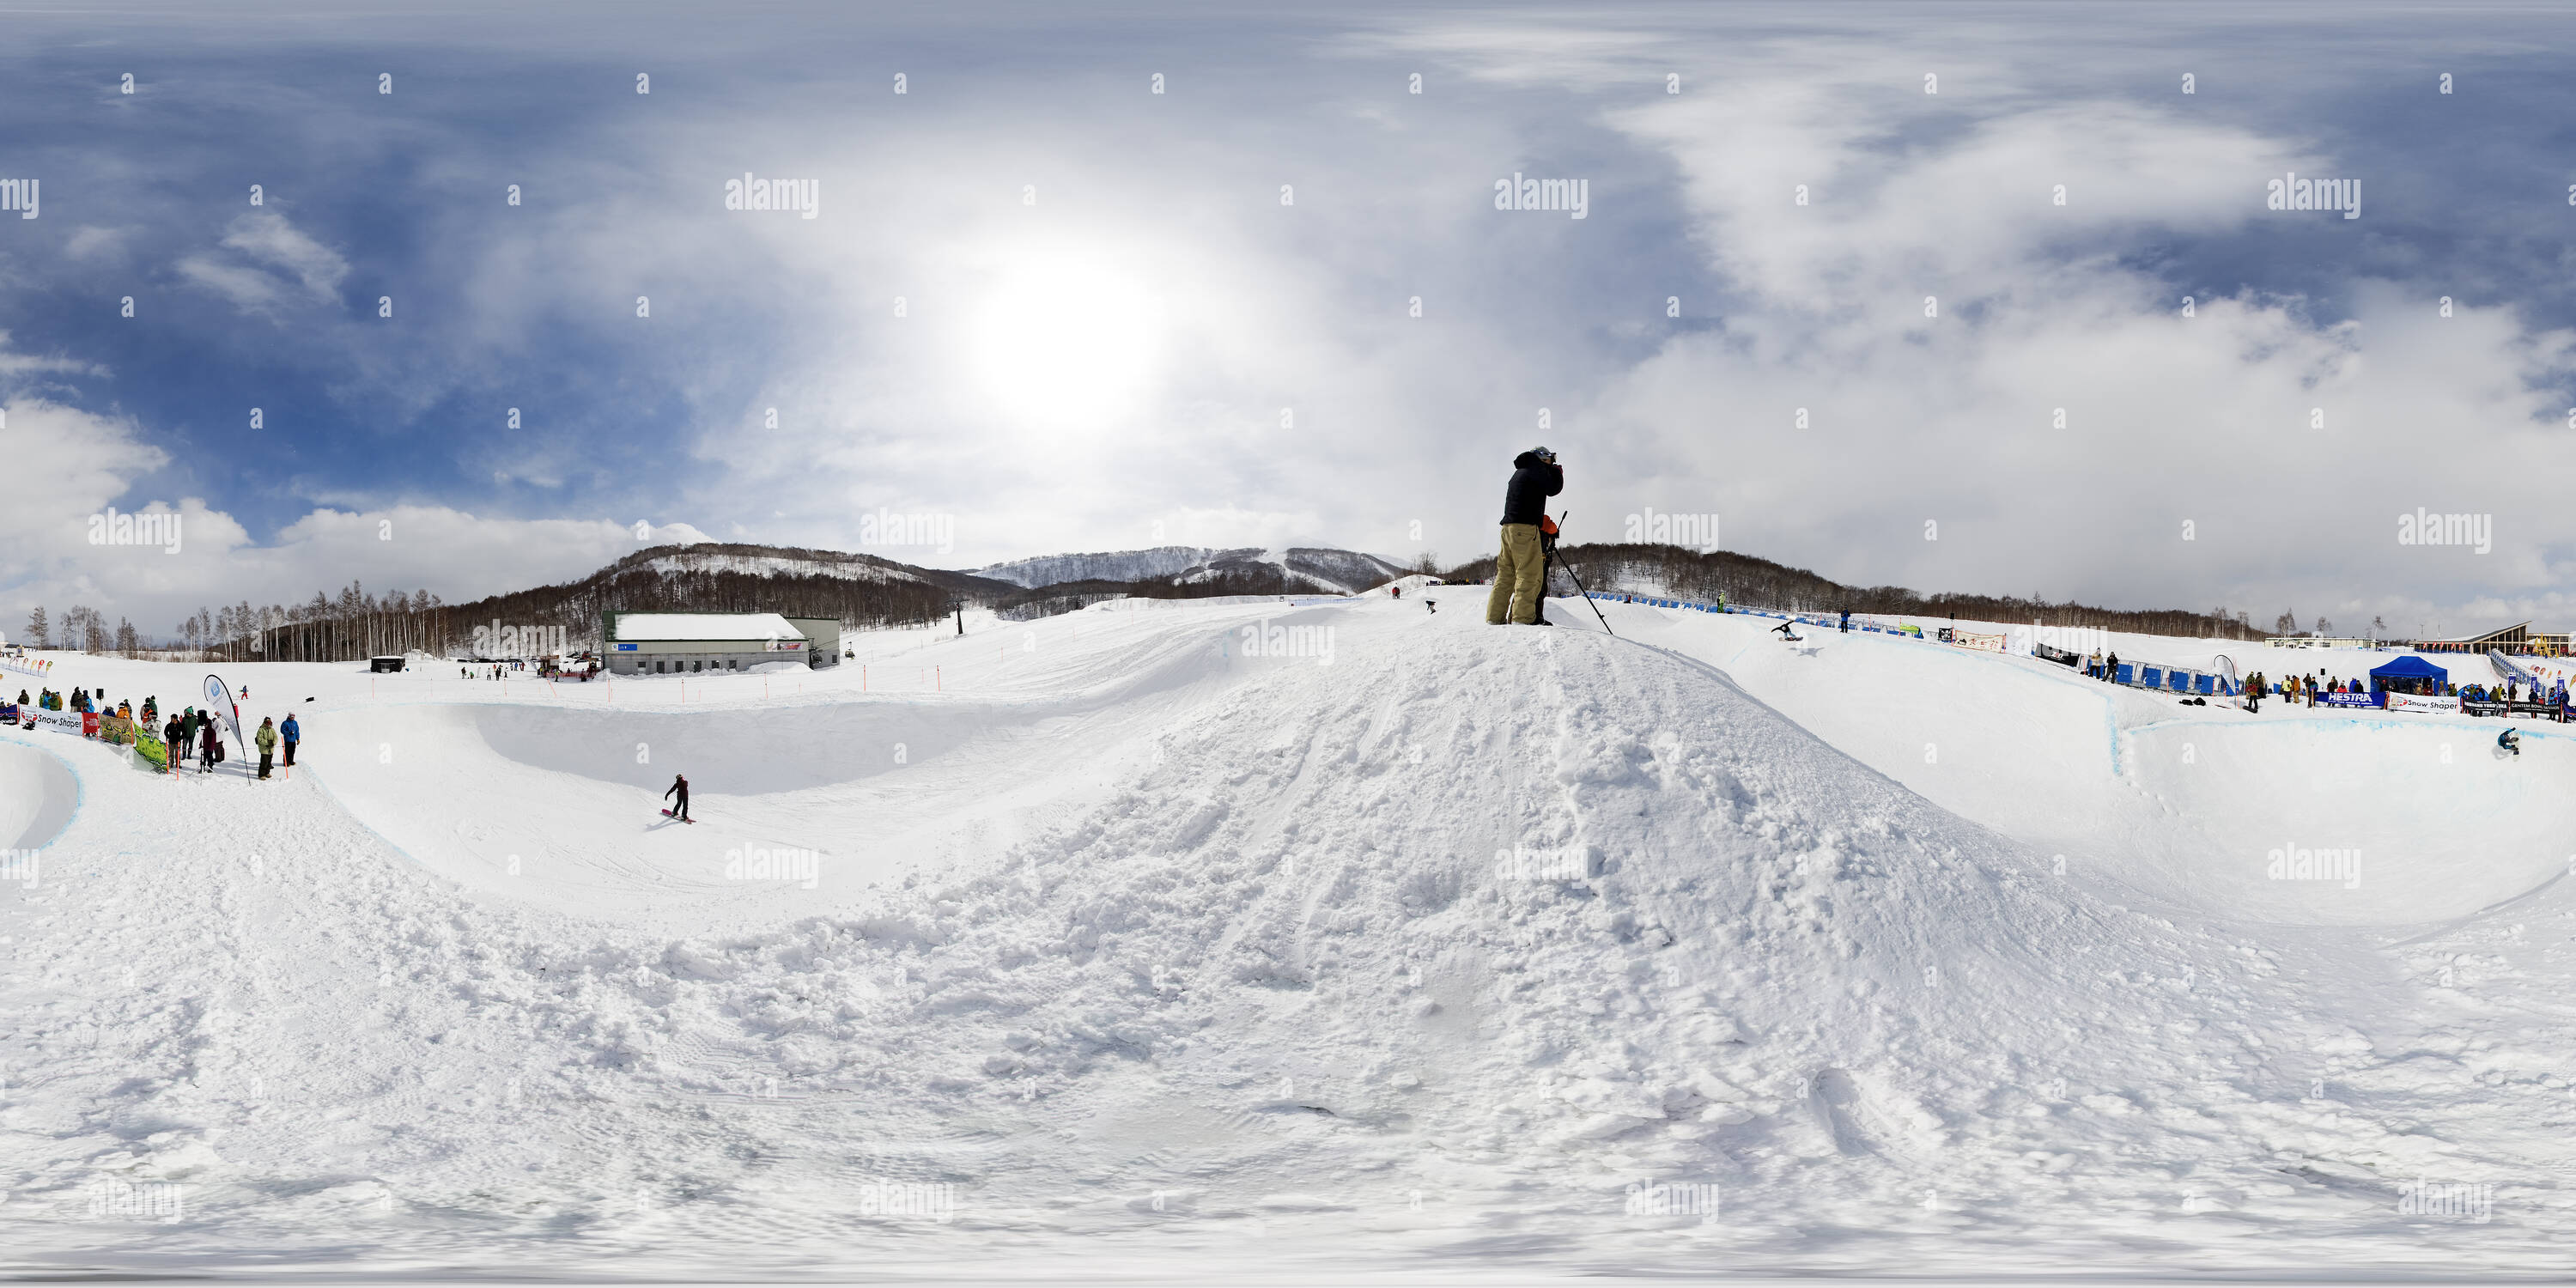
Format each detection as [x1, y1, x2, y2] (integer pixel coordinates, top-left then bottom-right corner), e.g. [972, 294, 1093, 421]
[9, 5, 2576, 1284]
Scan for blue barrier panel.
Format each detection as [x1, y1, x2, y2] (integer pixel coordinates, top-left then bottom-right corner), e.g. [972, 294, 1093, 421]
[2140, 666, 2162, 688]
[2115, 663, 2135, 684]
[2168, 671, 2189, 691]
[2195, 675, 2215, 695]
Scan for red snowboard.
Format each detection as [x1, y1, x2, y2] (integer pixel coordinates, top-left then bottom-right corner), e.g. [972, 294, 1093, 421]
[660, 809, 695, 823]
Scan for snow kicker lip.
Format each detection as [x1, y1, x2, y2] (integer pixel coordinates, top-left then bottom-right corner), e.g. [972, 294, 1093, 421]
[0, 738, 81, 854]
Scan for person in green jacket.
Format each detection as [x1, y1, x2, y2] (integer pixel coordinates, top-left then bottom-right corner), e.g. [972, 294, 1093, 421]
[254, 717, 278, 780]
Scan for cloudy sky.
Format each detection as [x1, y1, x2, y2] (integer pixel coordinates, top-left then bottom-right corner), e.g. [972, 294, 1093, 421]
[5, 0, 2573, 641]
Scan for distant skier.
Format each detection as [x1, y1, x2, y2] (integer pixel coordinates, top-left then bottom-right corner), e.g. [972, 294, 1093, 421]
[663, 773, 692, 822]
[2499, 728, 2521, 757]
[1485, 446, 1563, 626]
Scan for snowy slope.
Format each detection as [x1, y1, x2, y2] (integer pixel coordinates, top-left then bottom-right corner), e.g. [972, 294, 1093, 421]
[2, 604, 2569, 1278]
[975, 545, 1407, 594]
[974, 545, 1267, 587]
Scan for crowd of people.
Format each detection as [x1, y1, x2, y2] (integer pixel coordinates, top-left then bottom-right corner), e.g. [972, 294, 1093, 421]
[9, 680, 302, 778]
[2063, 649, 2570, 718]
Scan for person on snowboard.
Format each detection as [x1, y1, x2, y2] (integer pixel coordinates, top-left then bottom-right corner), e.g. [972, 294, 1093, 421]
[2499, 728, 2521, 757]
[664, 773, 691, 822]
[1485, 446, 1563, 627]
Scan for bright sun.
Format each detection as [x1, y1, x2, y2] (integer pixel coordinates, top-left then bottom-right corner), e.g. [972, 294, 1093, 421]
[967, 249, 1167, 434]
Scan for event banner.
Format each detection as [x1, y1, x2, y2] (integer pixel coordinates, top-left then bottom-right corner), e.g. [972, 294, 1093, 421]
[2383, 692, 2462, 714]
[2463, 701, 2508, 717]
[1952, 632, 2007, 653]
[33, 709, 88, 736]
[2319, 692, 2380, 708]
[203, 673, 244, 760]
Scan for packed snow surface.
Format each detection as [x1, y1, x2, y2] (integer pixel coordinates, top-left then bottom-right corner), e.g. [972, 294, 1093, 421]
[2, 595, 2570, 1279]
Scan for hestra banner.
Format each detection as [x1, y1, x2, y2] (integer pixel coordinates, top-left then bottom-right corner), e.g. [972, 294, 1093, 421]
[203, 673, 244, 760]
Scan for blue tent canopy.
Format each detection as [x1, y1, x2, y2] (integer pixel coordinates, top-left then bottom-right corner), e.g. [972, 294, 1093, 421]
[2368, 655, 2448, 682]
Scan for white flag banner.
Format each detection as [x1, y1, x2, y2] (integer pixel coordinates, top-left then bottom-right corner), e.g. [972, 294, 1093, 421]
[202, 673, 243, 760]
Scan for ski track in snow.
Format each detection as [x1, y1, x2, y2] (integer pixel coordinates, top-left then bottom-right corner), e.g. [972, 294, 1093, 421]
[0, 597, 2569, 1278]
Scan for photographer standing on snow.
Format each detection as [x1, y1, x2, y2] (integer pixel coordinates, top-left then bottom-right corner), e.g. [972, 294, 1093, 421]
[1485, 446, 1563, 627]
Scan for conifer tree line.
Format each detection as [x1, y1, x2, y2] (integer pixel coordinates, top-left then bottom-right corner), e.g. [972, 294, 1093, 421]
[20, 547, 963, 662]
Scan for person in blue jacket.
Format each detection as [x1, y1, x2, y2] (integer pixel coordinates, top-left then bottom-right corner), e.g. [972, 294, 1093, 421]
[2498, 728, 2520, 756]
[280, 713, 301, 767]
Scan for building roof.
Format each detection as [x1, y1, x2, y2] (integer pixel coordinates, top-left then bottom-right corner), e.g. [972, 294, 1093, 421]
[607, 611, 809, 642]
[2417, 621, 2530, 645]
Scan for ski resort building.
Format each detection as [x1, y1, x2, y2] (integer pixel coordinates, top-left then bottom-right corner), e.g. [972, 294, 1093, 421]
[600, 611, 843, 675]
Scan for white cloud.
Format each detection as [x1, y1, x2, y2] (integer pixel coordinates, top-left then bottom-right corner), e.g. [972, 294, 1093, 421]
[0, 391, 720, 640]
[64, 226, 127, 262]
[174, 212, 348, 314]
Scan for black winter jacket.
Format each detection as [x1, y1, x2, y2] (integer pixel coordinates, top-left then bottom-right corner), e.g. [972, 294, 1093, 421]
[1500, 452, 1564, 526]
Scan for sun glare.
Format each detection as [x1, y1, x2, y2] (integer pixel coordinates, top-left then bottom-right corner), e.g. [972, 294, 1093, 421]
[967, 250, 1167, 434]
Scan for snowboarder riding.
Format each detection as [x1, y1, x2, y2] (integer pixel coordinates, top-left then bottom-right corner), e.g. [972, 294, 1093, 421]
[2499, 728, 2521, 757]
[1485, 446, 1563, 627]
[664, 774, 691, 822]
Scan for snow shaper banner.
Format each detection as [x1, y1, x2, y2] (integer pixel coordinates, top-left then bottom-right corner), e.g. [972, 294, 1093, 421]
[202, 673, 244, 758]
[33, 708, 87, 736]
[2383, 691, 2461, 714]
